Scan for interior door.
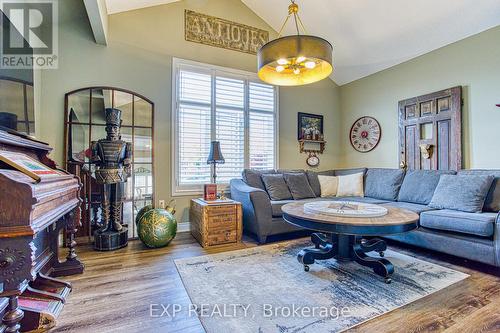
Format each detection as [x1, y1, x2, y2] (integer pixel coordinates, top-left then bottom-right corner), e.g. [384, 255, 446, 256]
[398, 86, 462, 171]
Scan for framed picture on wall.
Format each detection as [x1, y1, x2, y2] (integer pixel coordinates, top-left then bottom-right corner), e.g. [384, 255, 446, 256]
[297, 112, 324, 140]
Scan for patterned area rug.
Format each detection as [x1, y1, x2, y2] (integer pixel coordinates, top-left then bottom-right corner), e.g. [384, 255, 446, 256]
[175, 240, 468, 333]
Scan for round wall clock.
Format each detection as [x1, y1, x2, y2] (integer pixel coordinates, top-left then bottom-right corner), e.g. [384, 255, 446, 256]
[350, 116, 381, 153]
[306, 153, 320, 167]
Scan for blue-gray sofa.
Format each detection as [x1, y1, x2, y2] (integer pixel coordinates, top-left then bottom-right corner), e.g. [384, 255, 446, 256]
[230, 168, 500, 267]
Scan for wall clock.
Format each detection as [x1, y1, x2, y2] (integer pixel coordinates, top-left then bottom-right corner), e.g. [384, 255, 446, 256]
[350, 116, 381, 153]
[306, 153, 320, 167]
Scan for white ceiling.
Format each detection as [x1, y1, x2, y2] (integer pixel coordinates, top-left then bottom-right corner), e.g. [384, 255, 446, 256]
[105, 0, 180, 15]
[104, 0, 500, 85]
[243, 0, 500, 85]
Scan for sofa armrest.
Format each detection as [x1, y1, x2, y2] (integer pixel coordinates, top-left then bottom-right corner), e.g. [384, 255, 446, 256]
[495, 212, 500, 266]
[230, 179, 272, 242]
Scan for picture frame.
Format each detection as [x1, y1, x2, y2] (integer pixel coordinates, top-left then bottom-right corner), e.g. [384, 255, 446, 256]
[297, 112, 324, 140]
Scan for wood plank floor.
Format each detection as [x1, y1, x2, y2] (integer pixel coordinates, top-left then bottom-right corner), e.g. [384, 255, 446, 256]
[52, 232, 500, 333]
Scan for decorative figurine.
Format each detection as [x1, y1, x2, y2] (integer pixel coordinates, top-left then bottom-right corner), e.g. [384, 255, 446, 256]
[90, 108, 132, 251]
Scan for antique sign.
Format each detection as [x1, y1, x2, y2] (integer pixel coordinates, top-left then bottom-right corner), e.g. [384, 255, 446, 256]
[185, 10, 269, 55]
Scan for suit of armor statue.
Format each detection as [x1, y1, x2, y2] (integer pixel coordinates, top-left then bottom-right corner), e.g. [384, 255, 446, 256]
[91, 108, 132, 250]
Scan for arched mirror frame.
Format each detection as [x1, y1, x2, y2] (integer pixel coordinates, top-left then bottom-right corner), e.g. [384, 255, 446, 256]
[64, 86, 154, 240]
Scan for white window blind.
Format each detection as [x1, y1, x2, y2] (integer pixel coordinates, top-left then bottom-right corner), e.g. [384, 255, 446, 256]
[173, 59, 278, 195]
[249, 82, 275, 170]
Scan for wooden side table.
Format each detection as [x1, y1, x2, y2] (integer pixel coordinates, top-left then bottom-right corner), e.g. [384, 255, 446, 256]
[190, 198, 242, 247]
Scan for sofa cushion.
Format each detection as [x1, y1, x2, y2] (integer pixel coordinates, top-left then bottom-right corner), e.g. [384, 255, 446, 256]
[306, 170, 335, 197]
[270, 198, 321, 217]
[261, 174, 292, 200]
[383, 201, 436, 215]
[337, 173, 364, 197]
[420, 209, 496, 237]
[242, 169, 276, 190]
[318, 175, 338, 197]
[398, 170, 456, 205]
[335, 168, 366, 176]
[283, 173, 316, 200]
[429, 174, 494, 213]
[334, 196, 390, 205]
[270, 200, 295, 217]
[277, 169, 304, 174]
[364, 168, 405, 201]
[458, 170, 500, 212]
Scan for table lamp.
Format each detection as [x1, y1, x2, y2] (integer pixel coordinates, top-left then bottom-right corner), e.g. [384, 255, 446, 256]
[207, 141, 225, 184]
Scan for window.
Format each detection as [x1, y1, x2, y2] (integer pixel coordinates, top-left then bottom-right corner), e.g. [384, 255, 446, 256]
[172, 58, 278, 195]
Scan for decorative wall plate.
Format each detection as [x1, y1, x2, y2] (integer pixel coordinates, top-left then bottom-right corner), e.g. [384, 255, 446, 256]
[303, 201, 388, 218]
[350, 116, 381, 153]
[306, 153, 320, 167]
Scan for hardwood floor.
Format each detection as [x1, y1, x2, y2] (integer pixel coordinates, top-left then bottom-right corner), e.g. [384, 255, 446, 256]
[52, 232, 500, 333]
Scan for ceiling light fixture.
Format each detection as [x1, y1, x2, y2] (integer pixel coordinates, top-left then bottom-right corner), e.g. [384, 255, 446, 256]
[257, 0, 333, 86]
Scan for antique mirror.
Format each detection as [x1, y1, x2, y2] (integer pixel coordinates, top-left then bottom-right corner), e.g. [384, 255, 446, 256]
[0, 76, 35, 136]
[64, 87, 154, 240]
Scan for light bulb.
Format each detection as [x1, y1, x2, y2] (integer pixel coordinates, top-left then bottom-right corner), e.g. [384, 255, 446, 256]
[276, 65, 285, 72]
[296, 56, 306, 63]
[293, 68, 301, 75]
[304, 61, 316, 69]
[277, 58, 288, 65]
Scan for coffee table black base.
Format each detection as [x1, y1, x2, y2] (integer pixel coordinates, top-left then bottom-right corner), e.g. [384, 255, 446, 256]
[298, 233, 394, 283]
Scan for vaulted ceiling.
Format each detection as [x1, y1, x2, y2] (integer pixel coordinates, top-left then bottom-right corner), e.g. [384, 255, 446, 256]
[103, 0, 500, 85]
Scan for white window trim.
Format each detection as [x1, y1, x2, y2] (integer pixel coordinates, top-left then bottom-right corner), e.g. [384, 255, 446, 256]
[171, 57, 280, 197]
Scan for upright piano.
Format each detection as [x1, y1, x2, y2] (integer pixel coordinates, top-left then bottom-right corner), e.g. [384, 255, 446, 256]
[0, 129, 84, 333]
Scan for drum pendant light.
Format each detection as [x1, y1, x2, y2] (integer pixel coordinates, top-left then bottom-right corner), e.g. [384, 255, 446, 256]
[257, 0, 333, 86]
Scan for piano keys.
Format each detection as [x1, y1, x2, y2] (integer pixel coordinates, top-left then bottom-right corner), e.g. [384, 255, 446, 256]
[0, 129, 84, 333]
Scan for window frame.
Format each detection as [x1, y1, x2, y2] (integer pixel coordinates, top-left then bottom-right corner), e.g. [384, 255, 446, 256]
[171, 57, 279, 196]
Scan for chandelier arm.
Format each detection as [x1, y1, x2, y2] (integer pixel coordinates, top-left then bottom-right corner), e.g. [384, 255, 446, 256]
[295, 13, 308, 35]
[293, 13, 300, 35]
[277, 14, 291, 38]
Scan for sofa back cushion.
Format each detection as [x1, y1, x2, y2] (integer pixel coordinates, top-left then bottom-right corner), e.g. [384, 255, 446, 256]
[398, 170, 456, 205]
[283, 173, 316, 199]
[429, 174, 494, 213]
[306, 170, 335, 197]
[242, 169, 276, 190]
[261, 174, 292, 200]
[364, 168, 405, 201]
[458, 170, 500, 212]
[336, 173, 364, 197]
[334, 168, 366, 176]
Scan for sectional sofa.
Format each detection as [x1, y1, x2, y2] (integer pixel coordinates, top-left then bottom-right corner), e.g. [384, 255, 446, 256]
[230, 168, 500, 267]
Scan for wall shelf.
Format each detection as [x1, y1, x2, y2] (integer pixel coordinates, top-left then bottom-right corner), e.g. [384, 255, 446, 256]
[299, 139, 326, 154]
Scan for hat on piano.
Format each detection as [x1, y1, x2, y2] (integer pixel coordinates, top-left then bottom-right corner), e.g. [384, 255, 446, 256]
[105, 108, 122, 126]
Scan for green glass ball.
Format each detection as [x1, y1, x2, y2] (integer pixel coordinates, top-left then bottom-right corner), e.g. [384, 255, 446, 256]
[135, 204, 153, 225]
[137, 208, 177, 248]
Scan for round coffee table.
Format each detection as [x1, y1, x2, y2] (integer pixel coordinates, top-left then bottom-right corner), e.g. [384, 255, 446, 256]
[282, 201, 419, 283]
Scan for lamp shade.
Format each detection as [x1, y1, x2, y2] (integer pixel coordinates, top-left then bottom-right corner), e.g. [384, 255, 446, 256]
[207, 141, 225, 164]
[258, 35, 333, 86]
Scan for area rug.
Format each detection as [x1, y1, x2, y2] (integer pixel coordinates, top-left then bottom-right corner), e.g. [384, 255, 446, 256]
[174, 240, 468, 333]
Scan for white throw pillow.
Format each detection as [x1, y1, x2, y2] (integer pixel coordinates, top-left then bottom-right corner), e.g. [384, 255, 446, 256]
[318, 175, 338, 197]
[336, 173, 364, 197]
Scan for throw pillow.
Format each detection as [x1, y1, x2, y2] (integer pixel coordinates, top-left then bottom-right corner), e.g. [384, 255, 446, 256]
[242, 169, 276, 190]
[336, 173, 364, 197]
[306, 170, 335, 197]
[364, 168, 406, 201]
[261, 174, 292, 200]
[429, 174, 495, 213]
[318, 175, 338, 197]
[283, 173, 316, 199]
[398, 170, 456, 205]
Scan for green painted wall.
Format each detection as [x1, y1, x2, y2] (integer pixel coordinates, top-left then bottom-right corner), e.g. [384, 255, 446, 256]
[38, 0, 341, 223]
[339, 25, 500, 169]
